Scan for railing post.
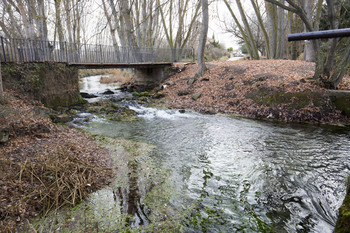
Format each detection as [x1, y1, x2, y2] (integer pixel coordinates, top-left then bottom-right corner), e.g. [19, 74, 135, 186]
[65, 42, 69, 64]
[100, 44, 103, 64]
[0, 37, 6, 63]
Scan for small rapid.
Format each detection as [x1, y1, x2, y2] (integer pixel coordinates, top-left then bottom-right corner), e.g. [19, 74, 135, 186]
[69, 75, 350, 232]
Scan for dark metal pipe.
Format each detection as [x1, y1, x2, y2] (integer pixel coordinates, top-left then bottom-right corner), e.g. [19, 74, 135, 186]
[288, 28, 350, 41]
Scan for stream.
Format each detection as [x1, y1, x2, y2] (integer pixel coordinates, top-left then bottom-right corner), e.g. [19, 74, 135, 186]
[44, 75, 350, 232]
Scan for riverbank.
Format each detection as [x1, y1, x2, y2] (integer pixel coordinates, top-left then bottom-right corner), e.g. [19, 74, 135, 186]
[0, 90, 114, 231]
[156, 60, 350, 125]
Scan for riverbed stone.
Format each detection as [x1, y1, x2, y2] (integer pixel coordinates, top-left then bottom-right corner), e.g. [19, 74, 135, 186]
[50, 113, 71, 123]
[102, 89, 114, 95]
[80, 92, 98, 98]
[86, 101, 139, 121]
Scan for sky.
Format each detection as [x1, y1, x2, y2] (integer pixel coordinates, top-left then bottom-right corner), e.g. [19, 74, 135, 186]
[209, 0, 252, 50]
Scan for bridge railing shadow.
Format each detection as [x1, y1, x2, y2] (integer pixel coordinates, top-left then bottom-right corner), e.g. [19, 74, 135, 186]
[0, 37, 194, 65]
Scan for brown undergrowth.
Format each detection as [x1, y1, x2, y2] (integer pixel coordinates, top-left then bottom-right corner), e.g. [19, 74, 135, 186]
[0, 90, 114, 232]
[160, 60, 350, 124]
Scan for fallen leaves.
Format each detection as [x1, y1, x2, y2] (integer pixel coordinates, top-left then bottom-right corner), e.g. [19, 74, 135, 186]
[161, 60, 350, 124]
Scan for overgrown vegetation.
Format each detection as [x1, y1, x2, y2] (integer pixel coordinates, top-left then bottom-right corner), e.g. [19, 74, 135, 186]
[0, 90, 114, 232]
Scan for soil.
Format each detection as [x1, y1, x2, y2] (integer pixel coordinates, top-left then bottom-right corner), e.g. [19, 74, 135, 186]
[158, 60, 350, 124]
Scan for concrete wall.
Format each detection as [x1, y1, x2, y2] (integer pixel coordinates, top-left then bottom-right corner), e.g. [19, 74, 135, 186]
[2, 63, 85, 108]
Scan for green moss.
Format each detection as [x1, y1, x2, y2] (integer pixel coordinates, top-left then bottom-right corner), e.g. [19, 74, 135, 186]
[335, 194, 350, 233]
[246, 88, 327, 109]
[2, 63, 82, 108]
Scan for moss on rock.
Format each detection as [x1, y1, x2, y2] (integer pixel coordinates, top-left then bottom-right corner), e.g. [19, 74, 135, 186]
[86, 101, 138, 121]
[246, 88, 329, 110]
[335, 194, 350, 233]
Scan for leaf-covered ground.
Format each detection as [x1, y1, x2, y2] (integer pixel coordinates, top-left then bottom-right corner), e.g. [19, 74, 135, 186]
[0, 90, 114, 231]
[160, 60, 350, 124]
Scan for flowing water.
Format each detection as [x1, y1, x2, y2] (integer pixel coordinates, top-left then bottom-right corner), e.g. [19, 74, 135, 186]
[54, 76, 350, 232]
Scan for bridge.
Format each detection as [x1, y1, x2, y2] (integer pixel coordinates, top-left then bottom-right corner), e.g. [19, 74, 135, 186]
[0, 37, 193, 68]
[0, 37, 194, 107]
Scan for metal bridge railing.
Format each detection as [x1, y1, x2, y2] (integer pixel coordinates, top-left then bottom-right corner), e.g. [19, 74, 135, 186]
[0, 37, 194, 64]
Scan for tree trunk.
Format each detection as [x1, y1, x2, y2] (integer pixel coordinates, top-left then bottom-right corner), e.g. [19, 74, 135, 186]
[197, 0, 208, 76]
[54, 0, 65, 47]
[303, 0, 315, 61]
[251, 0, 270, 58]
[0, 61, 3, 98]
[236, 0, 259, 59]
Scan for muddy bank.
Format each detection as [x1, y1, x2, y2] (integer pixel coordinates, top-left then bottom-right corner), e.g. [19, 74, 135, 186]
[157, 60, 350, 125]
[0, 90, 114, 231]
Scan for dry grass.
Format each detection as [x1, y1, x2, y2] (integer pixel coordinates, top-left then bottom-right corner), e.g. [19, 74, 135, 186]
[0, 90, 114, 232]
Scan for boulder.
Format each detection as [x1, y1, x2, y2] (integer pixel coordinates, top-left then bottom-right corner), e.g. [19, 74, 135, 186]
[102, 89, 114, 95]
[178, 90, 192, 96]
[50, 114, 71, 123]
[80, 92, 98, 98]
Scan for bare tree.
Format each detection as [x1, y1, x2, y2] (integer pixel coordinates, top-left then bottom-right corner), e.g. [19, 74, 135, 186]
[198, 0, 208, 76]
[266, 0, 350, 88]
[157, 0, 202, 60]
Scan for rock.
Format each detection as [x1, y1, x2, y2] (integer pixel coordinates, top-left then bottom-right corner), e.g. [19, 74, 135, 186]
[80, 92, 98, 99]
[225, 83, 235, 91]
[0, 127, 10, 143]
[86, 101, 139, 122]
[253, 73, 285, 82]
[102, 89, 114, 95]
[50, 114, 71, 123]
[178, 90, 193, 96]
[187, 78, 196, 85]
[106, 107, 138, 121]
[192, 92, 202, 101]
[328, 90, 350, 117]
[179, 109, 186, 113]
[153, 92, 165, 99]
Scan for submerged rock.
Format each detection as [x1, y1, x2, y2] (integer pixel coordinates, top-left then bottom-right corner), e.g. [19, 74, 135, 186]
[86, 101, 138, 121]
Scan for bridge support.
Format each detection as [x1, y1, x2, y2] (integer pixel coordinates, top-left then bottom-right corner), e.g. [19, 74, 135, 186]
[132, 66, 167, 91]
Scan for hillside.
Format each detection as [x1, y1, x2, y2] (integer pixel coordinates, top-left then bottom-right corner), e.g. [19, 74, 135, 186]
[159, 60, 350, 124]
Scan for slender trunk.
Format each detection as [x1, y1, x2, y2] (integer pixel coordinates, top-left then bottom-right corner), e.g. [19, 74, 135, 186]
[54, 0, 64, 46]
[64, 0, 73, 44]
[197, 0, 208, 76]
[0, 61, 3, 98]
[224, 0, 254, 58]
[236, 0, 259, 59]
[303, 0, 315, 61]
[102, 0, 119, 49]
[251, 0, 270, 58]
